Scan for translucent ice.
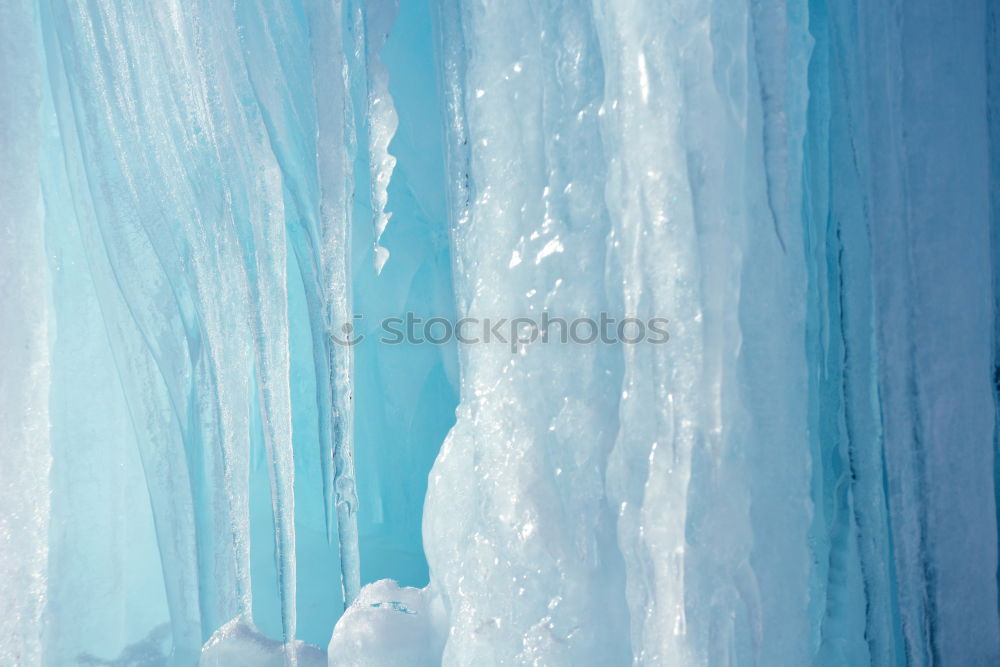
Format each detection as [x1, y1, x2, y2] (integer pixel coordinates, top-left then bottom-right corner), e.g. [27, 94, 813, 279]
[0, 2, 50, 664]
[0, 0, 997, 665]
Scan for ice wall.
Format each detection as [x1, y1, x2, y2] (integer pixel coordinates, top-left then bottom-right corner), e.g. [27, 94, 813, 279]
[418, 0, 998, 663]
[423, 0, 818, 662]
[805, 0, 998, 663]
[0, 2, 51, 665]
[0, 0, 997, 665]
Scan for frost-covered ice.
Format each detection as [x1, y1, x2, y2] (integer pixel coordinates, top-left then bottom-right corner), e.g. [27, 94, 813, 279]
[1, 0, 998, 665]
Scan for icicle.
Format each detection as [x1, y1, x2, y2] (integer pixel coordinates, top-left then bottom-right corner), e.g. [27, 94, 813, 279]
[247, 177, 298, 659]
[363, 0, 399, 275]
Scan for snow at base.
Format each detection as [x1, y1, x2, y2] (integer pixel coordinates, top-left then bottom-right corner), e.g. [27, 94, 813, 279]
[200, 619, 325, 667]
[199, 581, 442, 666]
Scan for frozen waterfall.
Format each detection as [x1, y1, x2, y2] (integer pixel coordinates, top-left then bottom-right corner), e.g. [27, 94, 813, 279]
[1, 0, 998, 665]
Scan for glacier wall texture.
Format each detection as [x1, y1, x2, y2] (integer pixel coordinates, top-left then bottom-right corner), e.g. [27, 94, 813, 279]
[0, 0, 997, 665]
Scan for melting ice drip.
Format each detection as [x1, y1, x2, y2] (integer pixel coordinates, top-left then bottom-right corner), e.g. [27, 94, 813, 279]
[1, 0, 999, 666]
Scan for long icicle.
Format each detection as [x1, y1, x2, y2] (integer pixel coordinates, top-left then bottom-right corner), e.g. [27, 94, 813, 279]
[318, 0, 363, 607]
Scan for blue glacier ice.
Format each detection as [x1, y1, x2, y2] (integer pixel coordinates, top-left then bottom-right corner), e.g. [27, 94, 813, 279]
[0, 0, 997, 665]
